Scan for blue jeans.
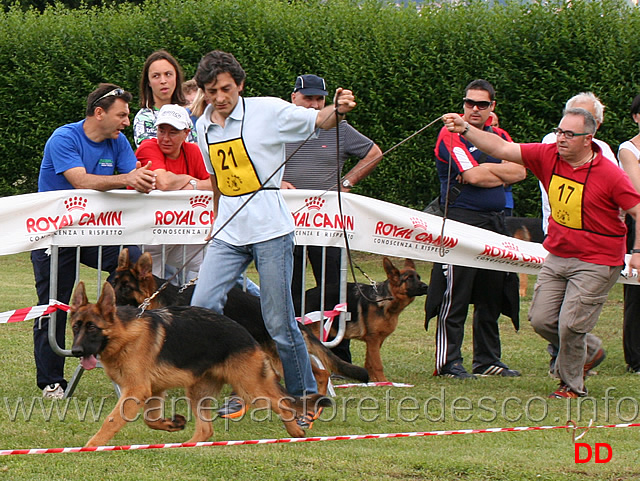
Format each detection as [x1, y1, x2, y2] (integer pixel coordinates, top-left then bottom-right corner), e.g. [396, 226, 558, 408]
[191, 233, 317, 397]
[163, 260, 261, 297]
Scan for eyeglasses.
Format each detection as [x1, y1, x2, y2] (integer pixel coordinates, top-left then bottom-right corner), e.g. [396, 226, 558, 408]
[552, 127, 591, 140]
[463, 98, 493, 110]
[91, 88, 125, 108]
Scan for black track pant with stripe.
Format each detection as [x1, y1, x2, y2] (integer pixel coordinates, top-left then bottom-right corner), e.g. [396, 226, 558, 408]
[431, 262, 505, 373]
[624, 215, 640, 372]
[425, 207, 515, 374]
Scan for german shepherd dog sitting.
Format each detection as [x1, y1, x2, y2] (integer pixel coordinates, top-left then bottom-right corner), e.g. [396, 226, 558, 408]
[111, 249, 369, 394]
[299, 258, 428, 382]
[70, 281, 329, 447]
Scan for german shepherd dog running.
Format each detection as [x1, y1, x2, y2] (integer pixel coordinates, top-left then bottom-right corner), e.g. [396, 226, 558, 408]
[70, 281, 330, 447]
[111, 249, 369, 394]
[300, 258, 428, 382]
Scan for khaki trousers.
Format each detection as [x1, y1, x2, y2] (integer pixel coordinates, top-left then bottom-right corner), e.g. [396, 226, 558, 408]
[529, 253, 621, 395]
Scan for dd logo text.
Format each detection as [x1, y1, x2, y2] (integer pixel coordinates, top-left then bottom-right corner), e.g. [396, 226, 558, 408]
[574, 443, 612, 463]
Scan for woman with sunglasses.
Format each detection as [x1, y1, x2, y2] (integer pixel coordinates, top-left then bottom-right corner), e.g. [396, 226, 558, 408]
[133, 50, 196, 147]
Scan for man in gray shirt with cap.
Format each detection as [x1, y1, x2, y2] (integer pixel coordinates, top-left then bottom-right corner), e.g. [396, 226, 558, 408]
[283, 74, 383, 362]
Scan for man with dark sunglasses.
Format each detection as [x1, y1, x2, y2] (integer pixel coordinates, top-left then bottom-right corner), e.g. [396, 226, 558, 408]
[32, 83, 157, 399]
[441, 107, 640, 399]
[425, 79, 526, 380]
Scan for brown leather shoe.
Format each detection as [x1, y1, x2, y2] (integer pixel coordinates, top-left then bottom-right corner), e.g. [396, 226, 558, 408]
[584, 348, 606, 376]
[549, 383, 580, 399]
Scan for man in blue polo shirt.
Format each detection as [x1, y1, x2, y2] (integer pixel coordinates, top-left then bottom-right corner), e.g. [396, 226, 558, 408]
[33, 83, 156, 399]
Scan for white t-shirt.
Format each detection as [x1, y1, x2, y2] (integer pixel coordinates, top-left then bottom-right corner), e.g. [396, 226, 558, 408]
[619, 140, 640, 162]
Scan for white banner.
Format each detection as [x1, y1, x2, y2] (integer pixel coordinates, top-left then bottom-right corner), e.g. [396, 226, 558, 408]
[1, 189, 637, 283]
[288, 190, 548, 275]
[3, 190, 213, 253]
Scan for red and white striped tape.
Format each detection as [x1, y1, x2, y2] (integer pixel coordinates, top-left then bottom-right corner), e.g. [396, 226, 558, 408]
[296, 303, 347, 342]
[334, 382, 414, 388]
[0, 300, 69, 324]
[2, 423, 639, 456]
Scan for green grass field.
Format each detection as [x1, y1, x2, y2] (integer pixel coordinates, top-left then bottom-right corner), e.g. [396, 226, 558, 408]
[0, 251, 639, 480]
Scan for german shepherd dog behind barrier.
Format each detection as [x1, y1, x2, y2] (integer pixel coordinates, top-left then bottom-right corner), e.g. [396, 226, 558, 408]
[504, 216, 544, 297]
[110, 249, 369, 394]
[299, 257, 428, 382]
[70, 281, 330, 447]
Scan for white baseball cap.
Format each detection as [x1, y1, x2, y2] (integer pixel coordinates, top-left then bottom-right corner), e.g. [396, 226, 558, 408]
[154, 104, 192, 130]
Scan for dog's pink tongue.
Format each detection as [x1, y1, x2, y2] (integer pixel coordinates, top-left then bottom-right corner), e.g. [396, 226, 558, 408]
[81, 355, 97, 371]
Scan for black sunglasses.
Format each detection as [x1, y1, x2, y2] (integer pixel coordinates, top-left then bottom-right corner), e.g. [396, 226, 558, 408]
[91, 88, 125, 108]
[463, 98, 493, 110]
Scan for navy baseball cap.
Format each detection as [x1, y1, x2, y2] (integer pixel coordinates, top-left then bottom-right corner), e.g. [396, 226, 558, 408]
[293, 74, 328, 96]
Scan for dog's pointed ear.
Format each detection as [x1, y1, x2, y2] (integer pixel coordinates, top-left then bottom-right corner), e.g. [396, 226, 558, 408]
[97, 282, 117, 320]
[135, 252, 154, 279]
[404, 258, 416, 270]
[117, 248, 130, 271]
[383, 257, 400, 283]
[70, 281, 88, 312]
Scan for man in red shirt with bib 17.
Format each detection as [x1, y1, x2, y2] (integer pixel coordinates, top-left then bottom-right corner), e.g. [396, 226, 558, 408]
[442, 107, 640, 399]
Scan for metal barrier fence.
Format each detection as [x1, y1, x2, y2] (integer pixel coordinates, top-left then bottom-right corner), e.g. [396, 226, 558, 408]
[44, 243, 348, 398]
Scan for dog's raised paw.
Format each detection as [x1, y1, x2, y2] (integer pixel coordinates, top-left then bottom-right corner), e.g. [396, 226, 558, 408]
[169, 414, 187, 430]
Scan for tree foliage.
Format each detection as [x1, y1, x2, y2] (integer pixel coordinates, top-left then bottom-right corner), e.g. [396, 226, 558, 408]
[1, 0, 145, 12]
[1, 0, 639, 216]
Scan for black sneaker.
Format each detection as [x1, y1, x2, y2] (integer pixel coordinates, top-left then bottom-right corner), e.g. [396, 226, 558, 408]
[439, 361, 477, 380]
[627, 365, 640, 374]
[217, 396, 246, 419]
[473, 364, 521, 377]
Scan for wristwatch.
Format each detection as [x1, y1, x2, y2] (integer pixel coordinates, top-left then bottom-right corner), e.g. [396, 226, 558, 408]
[342, 179, 353, 189]
[189, 179, 198, 190]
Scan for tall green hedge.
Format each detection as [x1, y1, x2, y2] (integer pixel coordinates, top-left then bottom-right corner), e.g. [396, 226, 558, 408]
[1, 0, 639, 216]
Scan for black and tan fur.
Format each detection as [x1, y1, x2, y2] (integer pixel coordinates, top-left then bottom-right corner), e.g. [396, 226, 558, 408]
[300, 258, 428, 382]
[70, 281, 330, 447]
[111, 249, 369, 394]
[505, 217, 544, 297]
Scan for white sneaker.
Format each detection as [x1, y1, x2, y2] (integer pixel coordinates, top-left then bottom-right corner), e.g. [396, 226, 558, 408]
[42, 383, 64, 399]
